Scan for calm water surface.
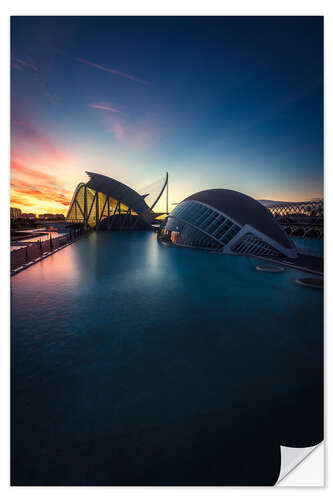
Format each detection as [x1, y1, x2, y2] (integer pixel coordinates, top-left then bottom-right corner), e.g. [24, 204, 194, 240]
[11, 232, 323, 485]
[291, 236, 323, 256]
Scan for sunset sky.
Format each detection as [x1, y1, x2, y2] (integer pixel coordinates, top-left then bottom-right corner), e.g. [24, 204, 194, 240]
[11, 16, 323, 215]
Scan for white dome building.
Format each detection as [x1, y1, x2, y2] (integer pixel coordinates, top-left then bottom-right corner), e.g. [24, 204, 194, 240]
[164, 189, 298, 259]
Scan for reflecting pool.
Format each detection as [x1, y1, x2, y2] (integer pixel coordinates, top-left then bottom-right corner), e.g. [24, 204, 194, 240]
[291, 236, 323, 256]
[11, 232, 323, 485]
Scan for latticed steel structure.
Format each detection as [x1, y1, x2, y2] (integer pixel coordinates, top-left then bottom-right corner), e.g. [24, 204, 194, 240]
[265, 200, 323, 239]
[161, 189, 298, 259]
[267, 200, 323, 218]
[66, 171, 168, 230]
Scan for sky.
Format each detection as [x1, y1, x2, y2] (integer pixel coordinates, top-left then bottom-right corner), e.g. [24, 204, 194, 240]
[11, 16, 323, 215]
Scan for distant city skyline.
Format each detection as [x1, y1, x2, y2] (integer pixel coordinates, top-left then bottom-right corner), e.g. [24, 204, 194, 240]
[11, 16, 323, 215]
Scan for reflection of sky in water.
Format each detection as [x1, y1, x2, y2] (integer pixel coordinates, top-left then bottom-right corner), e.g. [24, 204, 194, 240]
[11, 232, 323, 486]
[14, 231, 66, 243]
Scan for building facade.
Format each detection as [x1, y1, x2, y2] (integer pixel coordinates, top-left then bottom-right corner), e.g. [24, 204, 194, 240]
[39, 214, 65, 221]
[10, 207, 22, 219]
[21, 213, 36, 219]
[163, 189, 298, 259]
[66, 171, 168, 230]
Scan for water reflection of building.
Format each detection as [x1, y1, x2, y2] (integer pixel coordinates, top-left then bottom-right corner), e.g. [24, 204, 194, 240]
[162, 189, 298, 259]
[66, 171, 168, 231]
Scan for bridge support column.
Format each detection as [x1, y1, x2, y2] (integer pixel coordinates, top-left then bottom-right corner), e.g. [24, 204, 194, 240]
[84, 185, 88, 231]
[95, 191, 99, 230]
[107, 196, 111, 231]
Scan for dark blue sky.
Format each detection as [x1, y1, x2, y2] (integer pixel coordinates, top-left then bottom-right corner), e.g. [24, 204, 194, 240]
[11, 16, 323, 213]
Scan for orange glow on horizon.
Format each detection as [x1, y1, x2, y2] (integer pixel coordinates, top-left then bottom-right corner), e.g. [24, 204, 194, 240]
[10, 113, 322, 217]
[10, 158, 73, 216]
[10, 117, 79, 216]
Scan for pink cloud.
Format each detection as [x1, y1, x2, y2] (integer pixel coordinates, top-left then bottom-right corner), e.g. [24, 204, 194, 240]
[108, 119, 155, 152]
[75, 57, 148, 85]
[89, 103, 119, 113]
[110, 121, 126, 142]
[14, 57, 38, 71]
[11, 158, 73, 208]
[10, 108, 78, 213]
[11, 159, 59, 184]
[12, 63, 23, 71]
[11, 117, 67, 162]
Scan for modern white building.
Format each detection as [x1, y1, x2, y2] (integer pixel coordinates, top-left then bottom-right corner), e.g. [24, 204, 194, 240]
[66, 171, 168, 230]
[164, 189, 298, 259]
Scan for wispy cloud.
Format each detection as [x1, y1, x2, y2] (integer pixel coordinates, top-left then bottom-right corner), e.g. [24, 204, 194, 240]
[11, 159, 60, 185]
[11, 158, 73, 211]
[39, 81, 60, 106]
[11, 181, 71, 207]
[110, 121, 126, 142]
[12, 63, 23, 71]
[10, 113, 76, 214]
[75, 57, 148, 85]
[14, 57, 39, 72]
[89, 103, 119, 113]
[11, 118, 67, 161]
[108, 118, 155, 152]
[42, 91, 59, 105]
